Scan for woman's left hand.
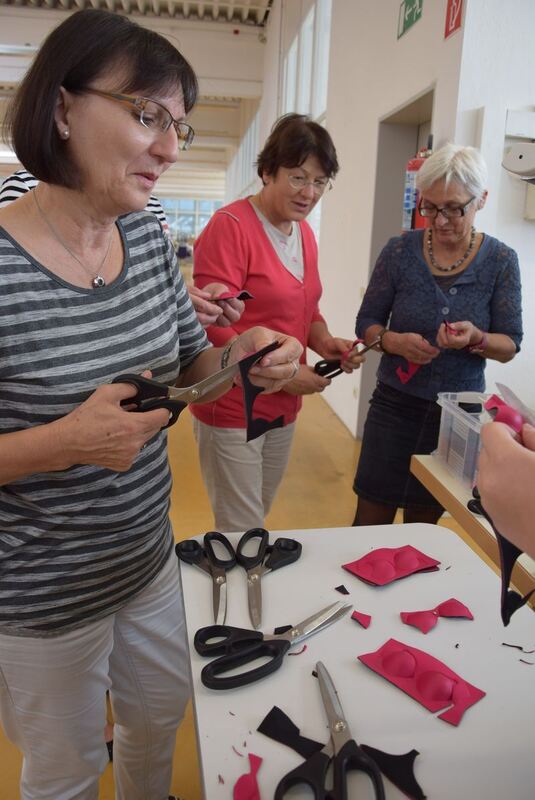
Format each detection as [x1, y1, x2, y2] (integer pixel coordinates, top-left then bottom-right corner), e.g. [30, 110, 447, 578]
[436, 320, 479, 350]
[232, 327, 303, 394]
[319, 336, 365, 373]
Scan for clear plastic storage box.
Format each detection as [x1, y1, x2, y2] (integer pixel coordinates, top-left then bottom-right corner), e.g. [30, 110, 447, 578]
[434, 392, 494, 489]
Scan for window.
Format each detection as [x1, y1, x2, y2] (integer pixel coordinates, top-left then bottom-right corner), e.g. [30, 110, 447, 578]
[283, 0, 332, 119]
[160, 198, 223, 246]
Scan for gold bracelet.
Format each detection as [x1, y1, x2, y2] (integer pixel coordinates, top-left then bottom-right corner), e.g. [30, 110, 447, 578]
[220, 339, 236, 369]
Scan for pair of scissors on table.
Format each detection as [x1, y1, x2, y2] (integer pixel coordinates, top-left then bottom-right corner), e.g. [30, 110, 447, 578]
[111, 341, 279, 429]
[314, 336, 381, 379]
[193, 601, 351, 689]
[275, 661, 385, 799]
[176, 528, 302, 627]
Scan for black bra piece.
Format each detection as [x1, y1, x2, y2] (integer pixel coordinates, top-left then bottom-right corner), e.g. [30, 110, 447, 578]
[238, 342, 285, 441]
[471, 493, 534, 626]
[257, 704, 426, 800]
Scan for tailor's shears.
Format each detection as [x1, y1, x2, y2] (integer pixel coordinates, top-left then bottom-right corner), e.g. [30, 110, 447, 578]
[175, 532, 236, 624]
[235, 527, 302, 629]
[194, 601, 351, 690]
[275, 661, 385, 800]
[112, 341, 279, 428]
[314, 337, 381, 379]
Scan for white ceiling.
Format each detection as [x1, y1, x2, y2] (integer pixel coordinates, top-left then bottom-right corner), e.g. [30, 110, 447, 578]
[0, 1, 271, 197]
[0, 0, 272, 25]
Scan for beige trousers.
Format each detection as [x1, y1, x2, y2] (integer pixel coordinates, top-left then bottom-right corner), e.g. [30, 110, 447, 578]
[192, 418, 296, 532]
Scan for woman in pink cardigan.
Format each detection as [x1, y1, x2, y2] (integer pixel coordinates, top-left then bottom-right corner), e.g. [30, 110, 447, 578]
[191, 113, 363, 532]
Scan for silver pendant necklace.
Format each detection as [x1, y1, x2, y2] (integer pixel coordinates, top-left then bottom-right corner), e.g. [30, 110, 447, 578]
[33, 188, 113, 288]
[427, 226, 476, 273]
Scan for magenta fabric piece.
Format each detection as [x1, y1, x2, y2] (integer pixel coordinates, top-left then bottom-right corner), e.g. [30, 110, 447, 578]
[358, 638, 486, 726]
[396, 361, 420, 384]
[484, 394, 524, 435]
[216, 290, 254, 301]
[233, 753, 262, 800]
[400, 598, 473, 634]
[351, 610, 372, 628]
[343, 545, 440, 587]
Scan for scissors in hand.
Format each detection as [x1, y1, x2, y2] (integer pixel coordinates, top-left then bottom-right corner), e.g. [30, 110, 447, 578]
[314, 337, 381, 379]
[236, 527, 302, 629]
[176, 532, 236, 624]
[194, 601, 351, 690]
[112, 341, 279, 428]
[275, 661, 385, 800]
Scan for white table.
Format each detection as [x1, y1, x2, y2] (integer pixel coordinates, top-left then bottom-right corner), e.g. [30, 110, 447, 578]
[180, 524, 535, 799]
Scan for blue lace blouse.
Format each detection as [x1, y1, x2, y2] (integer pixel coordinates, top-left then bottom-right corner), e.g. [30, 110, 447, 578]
[356, 230, 523, 401]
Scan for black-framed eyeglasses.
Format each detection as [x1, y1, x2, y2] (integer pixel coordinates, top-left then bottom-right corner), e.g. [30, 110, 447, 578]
[287, 174, 332, 196]
[418, 196, 476, 219]
[84, 89, 195, 151]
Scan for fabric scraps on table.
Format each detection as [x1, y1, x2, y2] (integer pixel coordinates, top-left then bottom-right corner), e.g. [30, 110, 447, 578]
[287, 644, 307, 656]
[400, 598, 473, 634]
[256, 704, 426, 800]
[335, 584, 350, 595]
[358, 638, 486, 726]
[351, 610, 372, 628]
[502, 642, 535, 653]
[233, 753, 262, 800]
[343, 545, 440, 587]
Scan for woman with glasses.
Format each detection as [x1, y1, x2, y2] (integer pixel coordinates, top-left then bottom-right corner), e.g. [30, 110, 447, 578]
[0, 10, 303, 800]
[352, 143, 522, 527]
[191, 113, 364, 532]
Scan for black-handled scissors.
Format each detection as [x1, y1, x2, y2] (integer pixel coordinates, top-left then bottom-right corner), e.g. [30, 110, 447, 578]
[194, 601, 351, 690]
[236, 528, 302, 629]
[275, 661, 385, 800]
[112, 341, 280, 428]
[175, 532, 236, 624]
[314, 336, 381, 379]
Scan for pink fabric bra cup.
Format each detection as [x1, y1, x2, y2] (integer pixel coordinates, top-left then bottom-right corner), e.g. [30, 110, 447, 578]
[343, 545, 440, 587]
[358, 639, 485, 726]
[400, 598, 473, 634]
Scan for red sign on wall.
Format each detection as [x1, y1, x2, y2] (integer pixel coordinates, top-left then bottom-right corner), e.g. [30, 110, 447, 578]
[445, 0, 463, 38]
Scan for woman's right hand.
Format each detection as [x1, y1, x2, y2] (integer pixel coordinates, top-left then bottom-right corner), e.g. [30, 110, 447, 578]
[53, 381, 170, 472]
[283, 365, 331, 395]
[383, 331, 440, 364]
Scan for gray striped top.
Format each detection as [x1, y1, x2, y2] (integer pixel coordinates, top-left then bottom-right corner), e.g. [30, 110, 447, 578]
[0, 211, 209, 637]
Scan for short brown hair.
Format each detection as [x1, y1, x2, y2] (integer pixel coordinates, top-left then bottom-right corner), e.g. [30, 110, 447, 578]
[5, 9, 198, 188]
[256, 113, 339, 181]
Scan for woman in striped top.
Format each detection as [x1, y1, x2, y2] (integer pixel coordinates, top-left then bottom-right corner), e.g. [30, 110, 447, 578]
[0, 10, 302, 800]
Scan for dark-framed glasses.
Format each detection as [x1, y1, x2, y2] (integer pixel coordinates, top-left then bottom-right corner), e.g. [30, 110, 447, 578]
[419, 195, 476, 219]
[84, 89, 195, 151]
[287, 174, 332, 196]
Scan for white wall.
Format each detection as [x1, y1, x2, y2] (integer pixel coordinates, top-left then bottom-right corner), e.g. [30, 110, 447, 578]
[455, 0, 535, 405]
[319, 0, 465, 433]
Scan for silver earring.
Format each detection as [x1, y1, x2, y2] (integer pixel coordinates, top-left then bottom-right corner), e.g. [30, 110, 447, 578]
[61, 129, 69, 139]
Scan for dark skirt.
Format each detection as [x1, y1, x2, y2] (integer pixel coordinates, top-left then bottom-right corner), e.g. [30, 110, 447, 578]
[353, 381, 443, 510]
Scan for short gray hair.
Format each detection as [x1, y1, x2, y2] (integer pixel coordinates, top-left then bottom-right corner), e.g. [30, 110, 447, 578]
[415, 143, 488, 200]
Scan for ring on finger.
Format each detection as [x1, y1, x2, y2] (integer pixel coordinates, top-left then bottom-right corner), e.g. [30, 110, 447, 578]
[290, 359, 300, 378]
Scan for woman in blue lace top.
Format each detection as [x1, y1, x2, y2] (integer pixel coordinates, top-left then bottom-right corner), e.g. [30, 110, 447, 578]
[353, 144, 523, 526]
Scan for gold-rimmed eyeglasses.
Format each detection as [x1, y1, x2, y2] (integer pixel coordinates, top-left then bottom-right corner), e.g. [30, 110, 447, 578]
[287, 174, 332, 196]
[83, 89, 195, 151]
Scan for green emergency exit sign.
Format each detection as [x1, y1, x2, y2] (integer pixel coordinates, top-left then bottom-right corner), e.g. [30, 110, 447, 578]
[398, 0, 423, 38]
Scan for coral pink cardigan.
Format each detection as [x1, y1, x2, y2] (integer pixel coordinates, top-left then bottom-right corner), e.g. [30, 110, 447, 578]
[190, 198, 325, 428]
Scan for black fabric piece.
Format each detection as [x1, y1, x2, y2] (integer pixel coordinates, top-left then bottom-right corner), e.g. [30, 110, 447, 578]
[238, 341, 285, 442]
[471, 493, 535, 625]
[257, 705, 324, 759]
[257, 705, 426, 800]
[361, 744, 426, 800]
[273, 624, 293, 636]
[334, 584, 350, 595]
